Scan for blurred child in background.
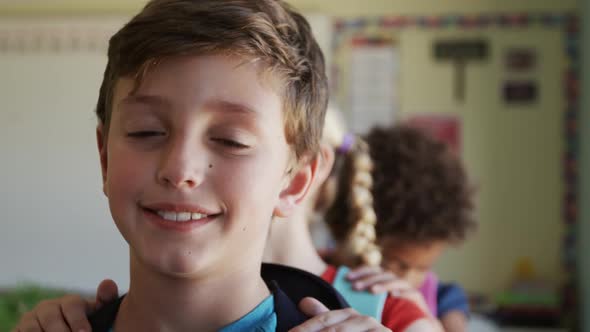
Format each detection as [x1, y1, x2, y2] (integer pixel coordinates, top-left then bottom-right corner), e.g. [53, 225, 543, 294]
[326, 125, 477, 332]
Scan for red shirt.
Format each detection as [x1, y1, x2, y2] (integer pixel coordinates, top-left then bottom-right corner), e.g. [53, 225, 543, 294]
[322, 265, 427, 331]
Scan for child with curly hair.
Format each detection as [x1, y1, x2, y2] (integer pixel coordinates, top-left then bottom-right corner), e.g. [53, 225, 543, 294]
[325, 125, 477, 332]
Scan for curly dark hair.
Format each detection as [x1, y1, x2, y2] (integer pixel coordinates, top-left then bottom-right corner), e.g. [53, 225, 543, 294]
[367, 125, 477, 244]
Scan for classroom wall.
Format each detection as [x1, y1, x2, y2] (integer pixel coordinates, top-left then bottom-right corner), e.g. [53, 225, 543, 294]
[398, 26, 564, 297]
[316, 2, 573, 298]
[0, 18, 129, 292]
[298, 0, 575, 299]
[0, 0, 578, 301]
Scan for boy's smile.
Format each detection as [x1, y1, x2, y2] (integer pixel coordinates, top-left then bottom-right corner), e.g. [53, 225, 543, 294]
[97, 54, 308, 278]
[141, 202, 223, 233]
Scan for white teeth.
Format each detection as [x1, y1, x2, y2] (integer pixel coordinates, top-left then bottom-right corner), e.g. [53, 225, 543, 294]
[192, 212, 205, 220]
[156, 210, 208, 222]
[164, 211, 177, 221]
[177, 212, 191, 222]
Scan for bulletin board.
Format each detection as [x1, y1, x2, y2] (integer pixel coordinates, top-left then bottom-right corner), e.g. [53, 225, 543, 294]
[332, 12, 579, 327]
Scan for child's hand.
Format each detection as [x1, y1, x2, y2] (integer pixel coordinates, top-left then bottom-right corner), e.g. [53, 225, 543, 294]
[289, 297, 391, 332]
[346, 266, 430, 314]
[12, 279, 118, 332]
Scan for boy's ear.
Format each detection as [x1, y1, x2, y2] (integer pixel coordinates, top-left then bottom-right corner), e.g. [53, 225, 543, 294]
[96, 124, 108, 195]
[273, 155, 320, 218]
[316, 143, 336, 185]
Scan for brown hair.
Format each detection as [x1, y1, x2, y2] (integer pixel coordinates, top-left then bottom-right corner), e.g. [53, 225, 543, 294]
[325, 125, 477, 266]
[96, 0, 328, 158]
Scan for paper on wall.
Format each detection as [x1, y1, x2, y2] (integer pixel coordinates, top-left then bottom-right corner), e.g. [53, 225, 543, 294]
[349, 41, 398, 133]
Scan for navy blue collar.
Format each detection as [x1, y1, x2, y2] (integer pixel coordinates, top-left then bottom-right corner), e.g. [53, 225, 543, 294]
[88, 263, 348, 332]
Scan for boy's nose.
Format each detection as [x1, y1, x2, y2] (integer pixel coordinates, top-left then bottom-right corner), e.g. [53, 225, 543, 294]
[157, 140, 206, 189]
[159, 170, 201, 189]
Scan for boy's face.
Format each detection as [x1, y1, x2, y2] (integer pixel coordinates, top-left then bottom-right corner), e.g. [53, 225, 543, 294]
[380, 237, 447, 289]
[97, 55, 313, 277]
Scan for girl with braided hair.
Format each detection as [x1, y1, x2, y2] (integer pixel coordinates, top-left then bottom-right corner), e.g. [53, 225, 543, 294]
[325, 125, 477, 332]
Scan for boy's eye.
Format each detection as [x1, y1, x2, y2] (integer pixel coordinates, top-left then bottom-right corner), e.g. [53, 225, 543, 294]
[127, 131, 166, 138]
[211, 138, 250, 149]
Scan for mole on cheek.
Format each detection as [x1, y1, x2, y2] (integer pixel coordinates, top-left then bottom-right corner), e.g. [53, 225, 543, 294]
[209, 164, 213, 169]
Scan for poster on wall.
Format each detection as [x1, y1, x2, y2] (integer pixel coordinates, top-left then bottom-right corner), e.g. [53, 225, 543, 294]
[503, 47, 538, 104]
[505, 48, 537, 72]
[348, 37, 399, 133]
[404, 114, 461, 154]
[503, 80, 538, 104]
[433, 38, 489, 102]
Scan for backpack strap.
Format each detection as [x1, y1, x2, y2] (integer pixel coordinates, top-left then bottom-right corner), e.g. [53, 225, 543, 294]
[261, 263, 350, 331]
[261, 263, 349, 311]
[331, 266, 387, 320]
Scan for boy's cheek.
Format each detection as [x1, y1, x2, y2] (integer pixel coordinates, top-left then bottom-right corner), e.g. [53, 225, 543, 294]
[104, 154, 149, 193]
[217, 157, 284, 191]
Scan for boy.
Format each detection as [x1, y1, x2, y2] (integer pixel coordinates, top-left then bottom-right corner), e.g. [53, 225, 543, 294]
[14, 1, 390, 331]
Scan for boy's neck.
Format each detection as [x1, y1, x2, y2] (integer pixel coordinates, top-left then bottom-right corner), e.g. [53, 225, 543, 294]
[114, 253, 271, 332]
[263, 207, 327, 276]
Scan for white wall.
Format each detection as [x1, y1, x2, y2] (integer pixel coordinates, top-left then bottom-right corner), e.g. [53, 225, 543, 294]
[0, 19, 130, 292]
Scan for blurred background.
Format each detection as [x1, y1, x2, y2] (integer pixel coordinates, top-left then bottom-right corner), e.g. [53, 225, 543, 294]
[0, 1, 588, 331]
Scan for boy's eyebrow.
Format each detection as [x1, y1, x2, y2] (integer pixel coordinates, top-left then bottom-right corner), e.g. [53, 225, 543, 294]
[204, 99, 259, 116]
[119, 94, 172, 109]
[118, 95, 260, 117]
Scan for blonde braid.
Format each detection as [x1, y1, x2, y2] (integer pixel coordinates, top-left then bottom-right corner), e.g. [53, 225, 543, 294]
[325, 136, 381, 267]
[345, 138, 381, 266]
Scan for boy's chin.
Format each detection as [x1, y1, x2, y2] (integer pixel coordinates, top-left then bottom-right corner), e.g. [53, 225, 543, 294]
[140, 250, 216, 278]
